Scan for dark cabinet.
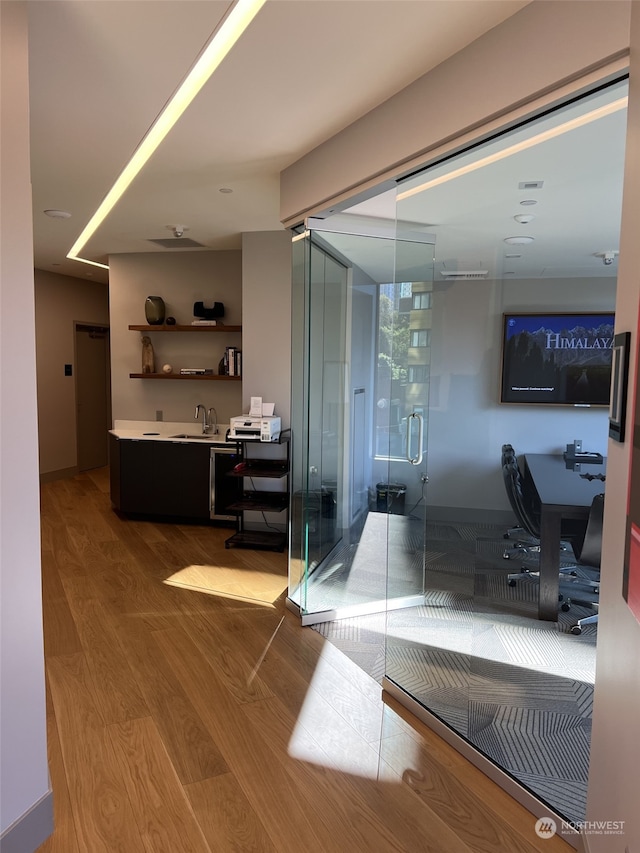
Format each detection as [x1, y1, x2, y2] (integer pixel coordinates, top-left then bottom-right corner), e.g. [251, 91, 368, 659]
[109, 434, 211, 519]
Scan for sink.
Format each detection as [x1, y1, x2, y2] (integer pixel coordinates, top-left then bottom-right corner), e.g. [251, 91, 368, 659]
[170, 433, 221, 440]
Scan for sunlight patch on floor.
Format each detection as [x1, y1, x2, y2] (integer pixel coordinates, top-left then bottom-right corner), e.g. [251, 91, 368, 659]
[164, 563, 288, 607]
[287, 643, 414, 780]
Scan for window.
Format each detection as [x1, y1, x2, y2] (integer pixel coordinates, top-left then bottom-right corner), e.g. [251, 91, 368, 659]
[408, 365, 428, 383]
[411, 329, 430, 348]
[412, 292, 432, 310]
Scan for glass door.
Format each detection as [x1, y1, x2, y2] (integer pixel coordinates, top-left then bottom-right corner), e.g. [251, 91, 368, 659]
[288, 216, 435, 623]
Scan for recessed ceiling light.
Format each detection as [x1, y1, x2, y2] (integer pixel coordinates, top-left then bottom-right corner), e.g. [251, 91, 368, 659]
[514, 213, 535, 224]
[504, 236, 534, 245]
[504, 253, 522, 258]
[219, 187, 233, 194]
[44, 209, 71, 219]
[520, 199, 538, 206]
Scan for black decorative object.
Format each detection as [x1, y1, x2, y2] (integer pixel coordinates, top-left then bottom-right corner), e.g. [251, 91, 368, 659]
[194, 301, 224, 320]
[145, 296, 165, 325]
[165, 316, 176, 325]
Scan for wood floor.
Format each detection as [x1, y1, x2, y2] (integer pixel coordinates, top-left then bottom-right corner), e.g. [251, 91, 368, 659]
[37, 468, 573, 853]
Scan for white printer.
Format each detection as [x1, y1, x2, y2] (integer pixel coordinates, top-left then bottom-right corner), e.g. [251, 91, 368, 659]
[229, 415, 281, 442]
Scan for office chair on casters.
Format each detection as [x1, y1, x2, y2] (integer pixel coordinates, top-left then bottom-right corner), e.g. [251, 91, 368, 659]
[567, 493, 604, 634]
[501, 444, 540, 547]
[502, 459, 581, 590]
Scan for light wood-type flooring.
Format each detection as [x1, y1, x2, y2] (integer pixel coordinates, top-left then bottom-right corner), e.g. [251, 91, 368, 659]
[37, 468, 573, 853]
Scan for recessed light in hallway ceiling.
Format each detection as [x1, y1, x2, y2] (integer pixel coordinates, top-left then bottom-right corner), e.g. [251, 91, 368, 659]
[504, 236, 535, 245]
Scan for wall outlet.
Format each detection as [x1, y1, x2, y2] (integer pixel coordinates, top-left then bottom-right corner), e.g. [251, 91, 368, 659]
[155, 410, 163, 421]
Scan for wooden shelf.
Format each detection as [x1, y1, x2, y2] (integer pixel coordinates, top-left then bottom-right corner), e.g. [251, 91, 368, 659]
[129, 324, 241, 332]
[129, 373, 240, 381]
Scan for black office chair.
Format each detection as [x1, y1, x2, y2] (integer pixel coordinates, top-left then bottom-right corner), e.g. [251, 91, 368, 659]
[502, 459, 585, 590]
[501, 443, 539, 546]
[501, 444, 581, 561]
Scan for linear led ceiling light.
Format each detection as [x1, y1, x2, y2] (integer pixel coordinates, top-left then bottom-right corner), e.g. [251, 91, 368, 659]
[67, 0, 266, 270]
[397, 96, 628, 202]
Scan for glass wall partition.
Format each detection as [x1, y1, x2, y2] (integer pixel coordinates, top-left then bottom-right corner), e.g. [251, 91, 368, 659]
[288, 218, 435, 622]
[289, 76, 626, 829]
[377, 78, 628, 827]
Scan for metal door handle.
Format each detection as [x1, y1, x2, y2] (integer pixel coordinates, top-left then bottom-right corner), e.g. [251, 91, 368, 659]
[406, 412, 424, 466]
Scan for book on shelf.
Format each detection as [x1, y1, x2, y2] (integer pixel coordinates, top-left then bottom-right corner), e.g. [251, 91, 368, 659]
[224, 346, 242, 377]
[191, 319, 218, 325]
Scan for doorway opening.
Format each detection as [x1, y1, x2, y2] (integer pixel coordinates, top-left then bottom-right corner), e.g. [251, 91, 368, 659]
[75, 323, 111, 472]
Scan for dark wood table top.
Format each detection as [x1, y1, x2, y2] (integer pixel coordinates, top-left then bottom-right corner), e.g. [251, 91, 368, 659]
[524, 452, 607, 510]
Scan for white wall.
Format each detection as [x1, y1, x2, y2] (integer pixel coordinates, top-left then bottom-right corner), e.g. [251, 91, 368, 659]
[0, 2, 52, 848]
[585, 5, 640, 851]
[426, 277, 615, 518]
[108, 251, 242, 427]
[34, 269, 109, 477]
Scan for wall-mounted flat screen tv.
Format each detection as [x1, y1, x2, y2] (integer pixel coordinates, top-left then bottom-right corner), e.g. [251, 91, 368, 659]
[501, 312, 615, 405]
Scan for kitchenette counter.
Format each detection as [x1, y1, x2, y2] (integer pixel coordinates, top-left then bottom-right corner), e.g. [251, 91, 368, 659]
[110, 419, 232, 444]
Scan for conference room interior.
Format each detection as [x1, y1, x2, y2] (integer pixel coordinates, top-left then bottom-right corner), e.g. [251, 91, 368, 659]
[293, 76, 627, 826]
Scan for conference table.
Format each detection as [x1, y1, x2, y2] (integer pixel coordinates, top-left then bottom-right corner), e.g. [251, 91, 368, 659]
[523, 453, 607, 621]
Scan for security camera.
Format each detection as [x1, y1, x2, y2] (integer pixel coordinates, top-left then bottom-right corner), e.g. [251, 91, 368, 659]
[595, 250, 618, 266]
[173, 227, 184, 239]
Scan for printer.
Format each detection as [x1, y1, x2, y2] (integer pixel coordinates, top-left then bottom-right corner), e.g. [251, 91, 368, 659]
[229, 415, 281, 442]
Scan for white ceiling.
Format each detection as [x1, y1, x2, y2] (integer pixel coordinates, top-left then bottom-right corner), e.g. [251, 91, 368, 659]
[316, 80, 629, 282]
[28, 0, 531, 284]
[28, 0, 625, 288]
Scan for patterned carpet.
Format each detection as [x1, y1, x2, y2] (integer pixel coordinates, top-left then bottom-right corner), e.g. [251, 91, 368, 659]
[310, 513, 598, 825]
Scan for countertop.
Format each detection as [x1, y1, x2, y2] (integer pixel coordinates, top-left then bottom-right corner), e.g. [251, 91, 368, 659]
[110, 419, 233, 444]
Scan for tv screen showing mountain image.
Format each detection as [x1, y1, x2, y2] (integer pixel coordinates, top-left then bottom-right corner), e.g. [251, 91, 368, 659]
[500, 312, 615, 405]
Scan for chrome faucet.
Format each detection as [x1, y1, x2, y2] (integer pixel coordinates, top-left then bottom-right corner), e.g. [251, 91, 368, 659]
[194, 404, 218, 435]
[207, 407, 218, 435]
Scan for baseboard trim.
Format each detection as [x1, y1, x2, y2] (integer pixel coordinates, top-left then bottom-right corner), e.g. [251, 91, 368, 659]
[0, 790, 53, 853]
[382, 678, 581, 850]
[39, 466, 78, 484]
